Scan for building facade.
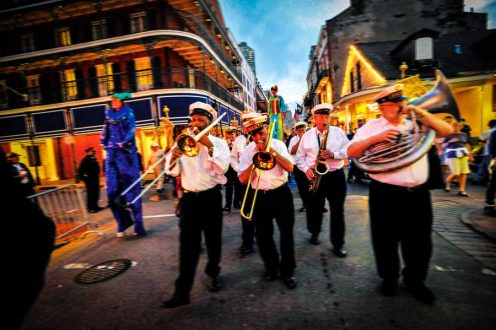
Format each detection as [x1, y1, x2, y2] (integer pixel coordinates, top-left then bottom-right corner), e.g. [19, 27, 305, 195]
[238, 41, 256, 78]
[0, 0, 245, 183]
[304, 0, 495, 135]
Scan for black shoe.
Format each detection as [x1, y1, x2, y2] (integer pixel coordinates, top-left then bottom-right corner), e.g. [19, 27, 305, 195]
[237, 246, 254, 255]
[160, 295, 190, 308]
[484, 207, 496, 217]
[298, 207, 305, 212]
[379, 279, 398, 296]
[207, 276, 221, 292]
[282, 276, 297, 289]
[333, 247, 347, 258]
[323, 208, 328, 213]
[264, 272, 278, 281]
[404, 283, 436, 304]
[309, 235, 321, 245]
[222, 206, 231, 212]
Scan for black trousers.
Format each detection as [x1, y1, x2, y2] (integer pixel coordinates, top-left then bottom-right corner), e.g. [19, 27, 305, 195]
[293, 166, 309, 209]
[485, 169, 496, 206]
[174, 186, 223, 297]
[306, 168, 347, 248]
[252, 184, 296, 278]
[239, 185, 256, 248]
[224, 166, 237, 208]
[84, 178, 100, 211]
[369, 180, 433, 284]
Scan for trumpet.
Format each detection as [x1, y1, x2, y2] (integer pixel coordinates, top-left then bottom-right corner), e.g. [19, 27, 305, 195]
[119, 112, 225, 207]
[240, 121, 277, 221]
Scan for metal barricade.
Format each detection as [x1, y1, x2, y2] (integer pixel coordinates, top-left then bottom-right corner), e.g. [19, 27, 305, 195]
[28, 184, 102, 242]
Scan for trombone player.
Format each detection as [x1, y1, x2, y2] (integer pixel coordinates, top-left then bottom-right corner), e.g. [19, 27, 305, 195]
[238, 113, 297, 289]
[295, 104, 349, 257]
[161, 101, 230, 308]
[347, 84, 453, 303]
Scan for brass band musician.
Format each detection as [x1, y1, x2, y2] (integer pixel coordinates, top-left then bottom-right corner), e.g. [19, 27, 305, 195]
[238, 113, 297, 289]
[295, 104, 349, 257]
[161, 101, 230, 308]
[347, 84, 453, 303]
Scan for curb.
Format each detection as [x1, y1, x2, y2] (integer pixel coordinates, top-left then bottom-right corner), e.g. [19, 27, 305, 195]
[460, 209, 496, 243]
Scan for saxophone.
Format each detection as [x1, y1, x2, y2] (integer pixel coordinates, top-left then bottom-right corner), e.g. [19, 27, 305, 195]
[308, 127, 330, 193]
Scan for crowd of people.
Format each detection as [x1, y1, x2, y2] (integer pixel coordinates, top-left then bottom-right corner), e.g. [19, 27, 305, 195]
[8, 83, 494, 325]
[77, 86, 495, 309]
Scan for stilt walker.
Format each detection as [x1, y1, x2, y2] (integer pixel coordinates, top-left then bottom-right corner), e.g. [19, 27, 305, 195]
[267, 85, 287, 141]
[101, 92, 146, 238]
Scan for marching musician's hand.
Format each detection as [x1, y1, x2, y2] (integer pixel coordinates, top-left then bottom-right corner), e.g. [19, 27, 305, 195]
[320, 150, 333, 159]
[197, 134, 212, 148]
[256, 139, 267, 151]
[170, 147, 183, 161]
[375, 129, 400, 143]
[306, 169, 315, 181]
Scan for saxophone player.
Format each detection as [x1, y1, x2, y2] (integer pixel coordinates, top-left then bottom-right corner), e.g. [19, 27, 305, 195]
[295, 104, 349, 257]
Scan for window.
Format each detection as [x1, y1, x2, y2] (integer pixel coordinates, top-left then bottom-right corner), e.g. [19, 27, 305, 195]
[91, 19, 107, 40]
[26, 75, 41, 105]
[415, 37, 433, 60]
[130, 12, 146, 33]
[134, 57, 152, 91]
[21, 34, 35, 52]
[57, 27, 72, 46]
[63, 69, 77, 100]
[95, 63, 114, 96]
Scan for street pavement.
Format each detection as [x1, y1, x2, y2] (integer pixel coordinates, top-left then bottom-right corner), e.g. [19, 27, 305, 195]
[21, 179, 496, 330]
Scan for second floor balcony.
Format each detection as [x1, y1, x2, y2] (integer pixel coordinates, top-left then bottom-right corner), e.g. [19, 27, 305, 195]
[0, 66, 243, 111]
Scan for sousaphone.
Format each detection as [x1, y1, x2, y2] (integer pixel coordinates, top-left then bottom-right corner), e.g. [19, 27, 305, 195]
[353, 70, 460, 174]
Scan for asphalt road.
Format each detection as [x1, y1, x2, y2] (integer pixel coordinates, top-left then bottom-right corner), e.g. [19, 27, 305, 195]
[21, 181, 496, 330]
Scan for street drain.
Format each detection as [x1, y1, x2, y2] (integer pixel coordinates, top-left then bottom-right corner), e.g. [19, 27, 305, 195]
[74, 259, 132, 284]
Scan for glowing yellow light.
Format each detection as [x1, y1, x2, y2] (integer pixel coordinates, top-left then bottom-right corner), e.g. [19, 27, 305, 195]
[341, 45, 386, 97]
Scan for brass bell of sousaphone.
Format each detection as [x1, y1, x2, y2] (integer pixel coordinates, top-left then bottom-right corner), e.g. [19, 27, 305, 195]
[353, 70, 460, 174]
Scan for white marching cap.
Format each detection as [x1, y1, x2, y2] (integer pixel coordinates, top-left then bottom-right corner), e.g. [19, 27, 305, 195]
[311, 103, 333, 115]
[189, 101, 217, 120]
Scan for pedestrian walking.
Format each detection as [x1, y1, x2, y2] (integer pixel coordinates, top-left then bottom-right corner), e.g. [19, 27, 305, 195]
[238, 112, 297, 289]
[347, 84, 453, 303]
[78, 147, 103, 213]
[7, 152, 36, 198]
[442, 121, 473, 196]
[161, 101, 229, 308]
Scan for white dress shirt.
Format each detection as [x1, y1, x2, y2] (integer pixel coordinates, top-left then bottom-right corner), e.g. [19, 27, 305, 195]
[295, 126, 349, 173]
[287, 135, 300, 162]
[230, 134, 249, 172]
[239, 138, 294, 190]
[348, 117, 428, 187]
[165, 135, 230, 192]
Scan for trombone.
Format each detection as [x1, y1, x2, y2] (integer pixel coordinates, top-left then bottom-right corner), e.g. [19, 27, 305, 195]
[167, 112, 226, 170]
[240, 120, 277, 221]
[119, 112, 225, 206]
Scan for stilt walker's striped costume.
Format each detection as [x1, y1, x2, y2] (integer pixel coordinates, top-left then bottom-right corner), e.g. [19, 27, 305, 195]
[267, 85, 287, 141]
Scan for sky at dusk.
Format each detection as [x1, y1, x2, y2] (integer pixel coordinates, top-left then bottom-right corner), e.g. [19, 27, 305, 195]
[219, 0, 495, 110]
